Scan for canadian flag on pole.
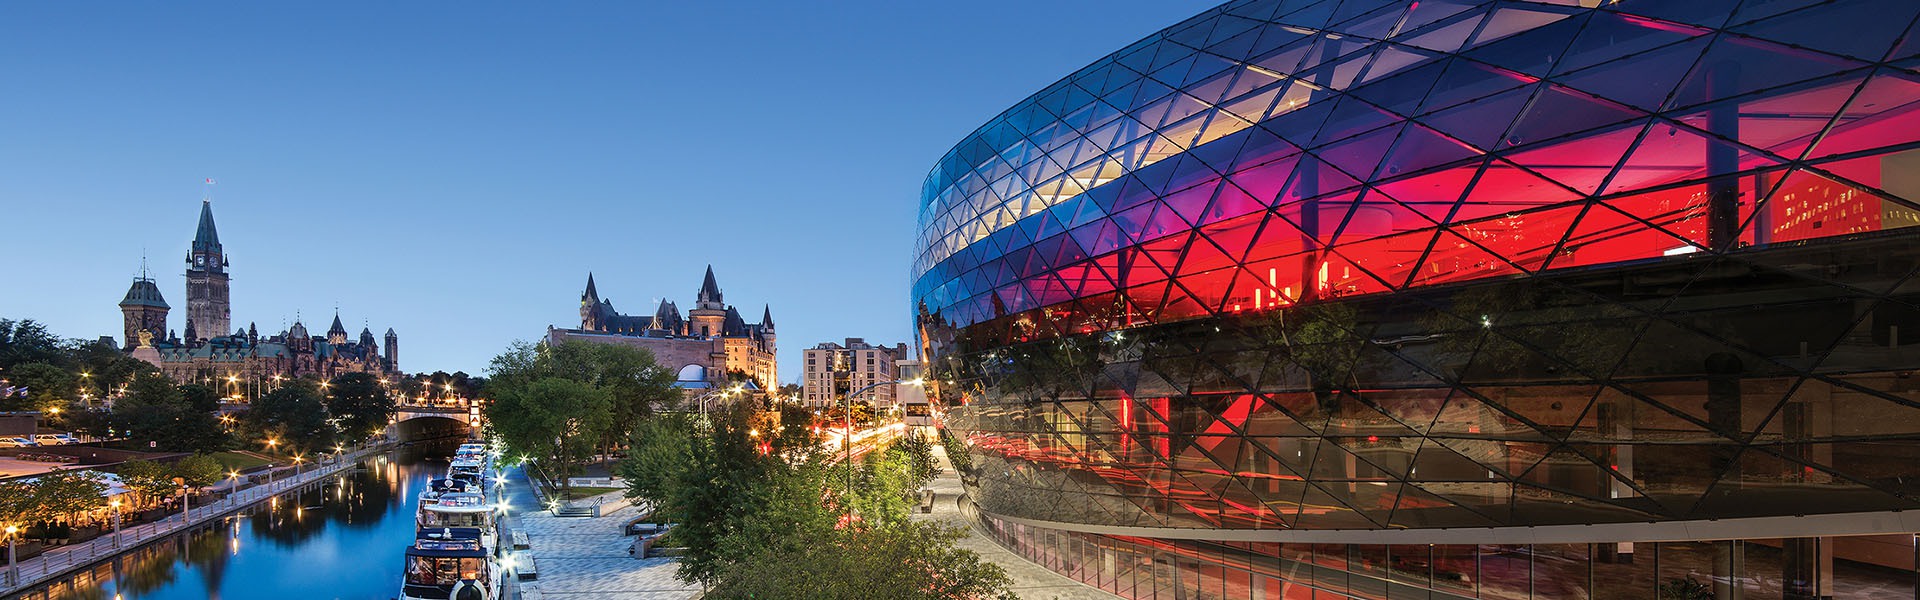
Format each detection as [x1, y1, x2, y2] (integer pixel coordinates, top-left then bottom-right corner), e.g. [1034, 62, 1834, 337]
[205, 178, 216, 185]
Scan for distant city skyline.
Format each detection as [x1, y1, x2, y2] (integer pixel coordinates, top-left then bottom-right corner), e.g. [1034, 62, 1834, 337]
[0, 1, 1211, 376]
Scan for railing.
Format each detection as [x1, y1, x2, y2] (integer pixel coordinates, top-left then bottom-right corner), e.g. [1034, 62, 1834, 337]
[0, 442, 386, 593]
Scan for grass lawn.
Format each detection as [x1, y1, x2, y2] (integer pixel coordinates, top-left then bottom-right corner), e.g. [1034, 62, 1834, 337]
[210, 451, 275, 472]
[564, 486, 623, 500]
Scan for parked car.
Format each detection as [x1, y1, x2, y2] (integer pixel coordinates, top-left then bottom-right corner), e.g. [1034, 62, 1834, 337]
[0, 437, 38, 448]
[33, 433, 77, 446]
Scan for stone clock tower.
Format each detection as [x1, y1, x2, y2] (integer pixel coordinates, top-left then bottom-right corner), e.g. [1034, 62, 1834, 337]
[184, 200, 230, 341]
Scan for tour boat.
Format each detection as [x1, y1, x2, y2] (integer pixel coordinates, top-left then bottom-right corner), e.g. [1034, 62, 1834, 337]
[400, 527, 502, 600]
[418, 493, 496, 551]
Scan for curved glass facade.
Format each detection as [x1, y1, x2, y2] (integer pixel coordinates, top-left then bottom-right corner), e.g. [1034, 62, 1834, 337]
[915, 0, 1920, 597]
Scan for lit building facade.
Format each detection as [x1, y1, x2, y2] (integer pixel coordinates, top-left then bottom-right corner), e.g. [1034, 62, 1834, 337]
[548, 267, 778, 391]
[123, 201, 400, 388]
[912, 1, 1920, 598]
[801, 338, 910, 409]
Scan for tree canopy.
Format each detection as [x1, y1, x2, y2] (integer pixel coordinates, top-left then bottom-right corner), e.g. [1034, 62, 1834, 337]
[622, 404, 1013, 598]
[245, 379, 334, 452]
[484, 340, 677, 480]
[326, 372, 395, 441]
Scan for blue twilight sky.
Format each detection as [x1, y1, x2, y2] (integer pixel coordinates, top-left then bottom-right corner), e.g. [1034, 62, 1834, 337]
[0, 1, 1213, 378]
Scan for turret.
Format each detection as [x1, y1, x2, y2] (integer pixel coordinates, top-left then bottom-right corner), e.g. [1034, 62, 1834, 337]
[689, 266, 728, 337]
[580, 272, 600, 330]
[384, 328, 398, 369]
[695, 265, 724, 310]
[118, 275, 170, 349]
[327, 312, 349, 345]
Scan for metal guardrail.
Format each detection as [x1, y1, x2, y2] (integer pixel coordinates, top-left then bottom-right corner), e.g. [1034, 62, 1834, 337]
[0, 442, 385, 593]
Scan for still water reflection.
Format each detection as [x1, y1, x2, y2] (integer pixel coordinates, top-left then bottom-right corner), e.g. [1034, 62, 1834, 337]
[11, 442, 458, 600]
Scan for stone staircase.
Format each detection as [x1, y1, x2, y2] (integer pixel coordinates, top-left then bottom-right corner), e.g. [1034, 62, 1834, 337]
[552, 505, 596, 518]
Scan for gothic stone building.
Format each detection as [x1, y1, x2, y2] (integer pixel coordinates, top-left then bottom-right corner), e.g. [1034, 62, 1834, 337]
[120, 201, 400, 386]
[546, 266, 777, 391]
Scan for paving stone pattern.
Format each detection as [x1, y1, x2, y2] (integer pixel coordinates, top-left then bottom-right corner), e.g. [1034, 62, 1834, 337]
[513, 483, 700, 599]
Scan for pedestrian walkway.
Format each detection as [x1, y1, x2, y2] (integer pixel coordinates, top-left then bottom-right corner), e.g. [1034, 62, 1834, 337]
[914, 446, 1118, 600]
[507, 468, 699, 600]
[0, 443, 381, 594]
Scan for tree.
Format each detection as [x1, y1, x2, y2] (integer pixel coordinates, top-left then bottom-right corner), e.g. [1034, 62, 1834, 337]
[486, 377, 611, 484]
[111, 373, 229, 453]
[326, 372, 394, 442]
[888, 432, 940, 492]
[117, 459, 176, 506]
[5, 362, 75, 412]
[0, 479, 37, 529]
[707, 522, 1015, 600]
[620, 412, 696, 507]
[174, 454, 226, 492]
[245, 379, 334, 452]
[0, 319, 64, 371]
[485, 340, 674, 474]
[624, 403, 1013, 598]
[33, 470, 108, 524]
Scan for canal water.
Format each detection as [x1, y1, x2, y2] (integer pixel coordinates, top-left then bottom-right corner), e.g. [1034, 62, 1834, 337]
[9, 440, 463, 600]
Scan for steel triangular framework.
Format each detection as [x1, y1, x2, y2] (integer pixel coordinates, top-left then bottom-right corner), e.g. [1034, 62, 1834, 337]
[915, 0, 1920, 596]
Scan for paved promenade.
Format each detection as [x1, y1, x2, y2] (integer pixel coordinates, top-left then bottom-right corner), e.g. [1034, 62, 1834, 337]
[914, 446, 1118, 600]
[0, 443, 381, 594]
[505, 468, 699, 600]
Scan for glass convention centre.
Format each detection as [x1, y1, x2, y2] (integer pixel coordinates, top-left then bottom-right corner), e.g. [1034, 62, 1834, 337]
[911, 0, 1920, 598]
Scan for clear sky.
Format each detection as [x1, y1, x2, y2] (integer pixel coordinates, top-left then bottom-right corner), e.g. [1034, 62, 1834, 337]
[0, 1, 1213, 378]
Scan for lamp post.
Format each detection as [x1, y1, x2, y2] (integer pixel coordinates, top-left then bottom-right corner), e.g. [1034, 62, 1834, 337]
[109, 499, 122, 548]
[174, 477, 190, 523]
[5, 525, 16, 589]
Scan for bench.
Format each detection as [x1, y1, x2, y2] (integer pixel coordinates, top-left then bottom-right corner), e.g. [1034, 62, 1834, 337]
[511, 531, 530, 550]
[918, 488, 937, 514]
[517, 556, 538, 581]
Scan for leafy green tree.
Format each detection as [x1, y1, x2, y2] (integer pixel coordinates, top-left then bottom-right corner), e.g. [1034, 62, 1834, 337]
[0, 319, 64, 371]
[626, 403, 1012, 597]
[117, 459, 176, 506]
[245, 379, 334, 452]
[326, 372, 394, 442]
[65, 337, 159, 399]
[620, 412, 696, 506]
[33, 470, 108, 524]
[486, 377, 611, 484]
[707, 521, 1015, 600]
[111, 373, 229, 453]
[486, 340, 674, 474]
[174, 454, 226, 492]
[6, 362, 76, 412]
[0, 479, 38, 528]
[102, 374, 216, 451]
[179, 384, 221, 413]
[888, 432, 940, 492]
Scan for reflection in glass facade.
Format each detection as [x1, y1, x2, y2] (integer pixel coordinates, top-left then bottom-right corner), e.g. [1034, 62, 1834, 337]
[913, 0, 1920, 597]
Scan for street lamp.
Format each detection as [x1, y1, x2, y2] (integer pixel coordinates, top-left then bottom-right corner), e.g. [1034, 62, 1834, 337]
[109, 499, 123, 548]
[5, 524, 16, 588]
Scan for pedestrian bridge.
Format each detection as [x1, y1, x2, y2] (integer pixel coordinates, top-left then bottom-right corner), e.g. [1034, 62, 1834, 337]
[389, 405, 476, 442]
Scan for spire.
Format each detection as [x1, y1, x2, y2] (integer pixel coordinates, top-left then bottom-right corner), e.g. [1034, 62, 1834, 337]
[696, 265, 723, 306]
[584, 272, 599, 301]
[329, 312, 347, 336]
[761, 304, 774, 330]
[192, 200, 220, 253]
